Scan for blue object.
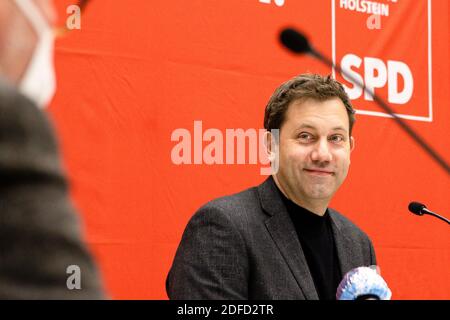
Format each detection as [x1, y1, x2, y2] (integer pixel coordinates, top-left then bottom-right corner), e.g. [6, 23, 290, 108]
[336, 266, 392, 300]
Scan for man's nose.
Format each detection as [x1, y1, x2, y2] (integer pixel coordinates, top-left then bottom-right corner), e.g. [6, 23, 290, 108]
[310, 138, 332, 163]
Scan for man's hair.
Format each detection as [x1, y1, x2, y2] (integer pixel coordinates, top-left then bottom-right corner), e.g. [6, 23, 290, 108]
[264, 73, 356, 135]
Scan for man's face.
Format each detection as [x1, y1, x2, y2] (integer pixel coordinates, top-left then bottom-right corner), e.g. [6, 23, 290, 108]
[274, 97, 354, 207]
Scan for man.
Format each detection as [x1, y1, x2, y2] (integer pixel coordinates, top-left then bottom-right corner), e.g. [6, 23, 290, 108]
[167, 74, 377, 300]
[0, 0, 103, 298]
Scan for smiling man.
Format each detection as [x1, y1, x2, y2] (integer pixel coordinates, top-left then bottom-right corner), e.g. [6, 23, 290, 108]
[167, 74, 376, 300]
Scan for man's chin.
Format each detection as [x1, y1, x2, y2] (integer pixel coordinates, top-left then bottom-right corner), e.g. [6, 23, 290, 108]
[304, 187, 335, 201]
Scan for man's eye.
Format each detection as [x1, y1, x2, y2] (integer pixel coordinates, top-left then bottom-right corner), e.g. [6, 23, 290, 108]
[329, 135, 344, 143]
[298, 133, 313, 141]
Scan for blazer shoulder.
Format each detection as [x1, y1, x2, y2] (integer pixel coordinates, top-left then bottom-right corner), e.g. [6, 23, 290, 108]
[198, 185, 260, 220]
[0, 82, 41, 117]
[0, 83, 62, 175]
[0, 83, 58, 149]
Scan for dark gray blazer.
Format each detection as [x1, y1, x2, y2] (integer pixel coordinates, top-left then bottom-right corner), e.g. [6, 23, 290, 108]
[0, 82, 104, 299]
[167, 177, 376, 299]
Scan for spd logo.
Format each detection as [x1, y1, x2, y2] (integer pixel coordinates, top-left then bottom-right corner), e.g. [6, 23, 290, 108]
[332, 0, 432, 122]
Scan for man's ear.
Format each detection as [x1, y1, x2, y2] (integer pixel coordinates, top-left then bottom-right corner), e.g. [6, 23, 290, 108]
[264, 131, 272, 154]
[264, 130, 278, 162]
[350, 136, 355, 152]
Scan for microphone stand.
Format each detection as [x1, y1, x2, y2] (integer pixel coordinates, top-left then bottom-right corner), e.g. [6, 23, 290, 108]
[422, 208, 450, 225]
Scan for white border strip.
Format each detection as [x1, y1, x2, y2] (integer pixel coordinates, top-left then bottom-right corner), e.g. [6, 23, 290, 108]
[427, 0, 433, 122]
[331, 0, 433, 122]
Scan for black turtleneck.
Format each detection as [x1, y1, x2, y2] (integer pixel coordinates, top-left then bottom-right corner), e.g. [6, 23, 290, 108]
[279, 190, 342, 300]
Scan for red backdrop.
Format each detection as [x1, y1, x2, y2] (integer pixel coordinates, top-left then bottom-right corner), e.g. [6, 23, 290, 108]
[49, 0, 449, 299]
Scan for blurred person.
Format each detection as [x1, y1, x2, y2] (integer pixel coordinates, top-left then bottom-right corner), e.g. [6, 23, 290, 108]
[0, 0, 104, 299]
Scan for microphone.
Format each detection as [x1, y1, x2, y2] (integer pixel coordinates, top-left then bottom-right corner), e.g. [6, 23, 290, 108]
[336, 266, 392, 300]
[279, 28, 311, 54]
[408, 201, 450, 225]
[278, 27, 450, 175]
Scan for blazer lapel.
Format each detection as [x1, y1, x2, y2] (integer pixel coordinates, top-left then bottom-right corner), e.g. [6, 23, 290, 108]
[258, 177, 319, 300]
[329, 210, 356, 278]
